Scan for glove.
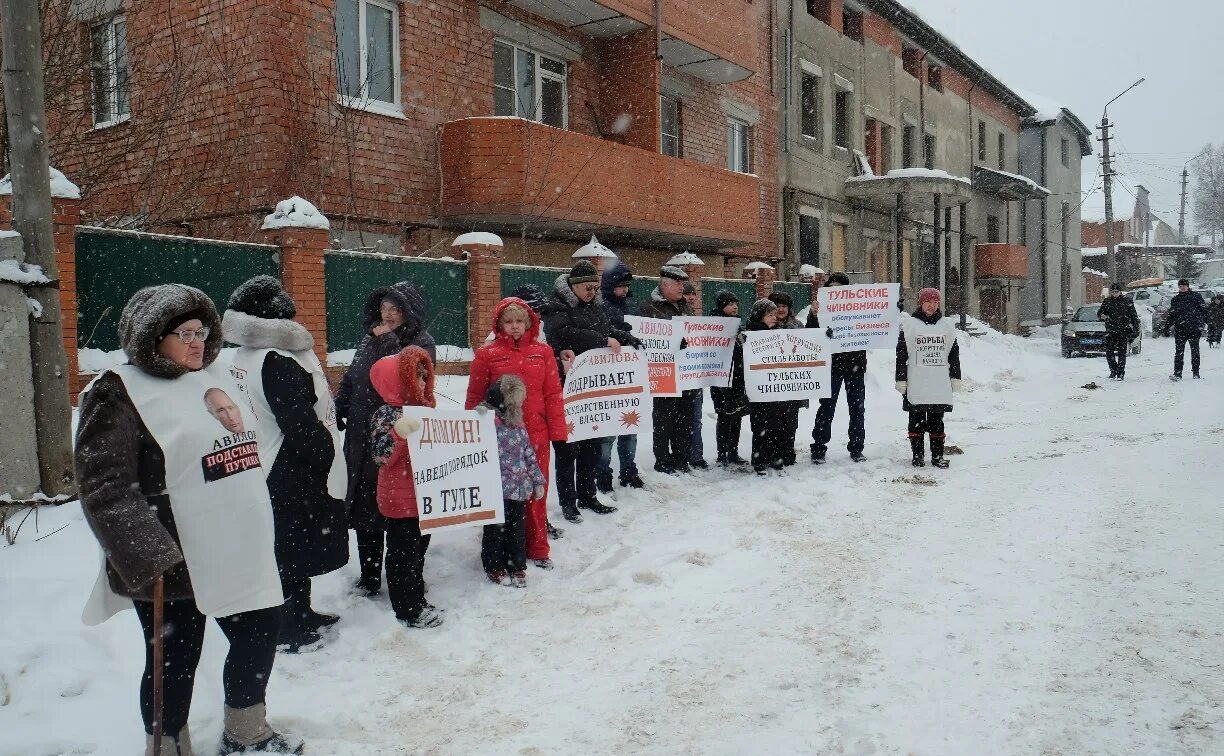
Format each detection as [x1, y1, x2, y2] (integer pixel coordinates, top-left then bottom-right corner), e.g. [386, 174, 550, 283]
[474, 404, 490, 415]
[623, 334, 643, 349]
[826, 327, 834, 339]
[895, 381, 907, 394]
[951, 379, 962, 392]
[679, 337, 689, 350]
[533, 485, 546, 500]
[335, 416, 346, 432]
[394, 415, 422, 438]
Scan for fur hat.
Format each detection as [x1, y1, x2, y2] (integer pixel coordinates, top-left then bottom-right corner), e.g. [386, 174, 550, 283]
[1110, 282, 1125, 292]
[660, 265, 689, 282]
[119, 284, 223, 379]
[748, 298, 778, 323]
[227, 275, 296, 320]
[485, 374, 526, 426]
[767, 291, 794, 310]
[568, 260, 600, 286]
[824, 272, 851, 287]
[918, 287, 942, 306]
[713, 289, 739, 314]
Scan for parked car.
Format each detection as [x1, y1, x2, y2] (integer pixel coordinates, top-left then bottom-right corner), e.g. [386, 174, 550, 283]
[1062, 304, 1142, 358]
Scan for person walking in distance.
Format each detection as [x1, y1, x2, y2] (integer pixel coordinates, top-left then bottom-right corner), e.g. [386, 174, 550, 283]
[807, 273, 868, 462]
[896, 288, 962, 469]
[1098, 283, 1140, 381]
[1168, 279, 1207, 380]
[1206, 294, 1224, 348]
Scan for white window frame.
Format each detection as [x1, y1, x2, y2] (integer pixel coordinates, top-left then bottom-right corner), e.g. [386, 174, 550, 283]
[727, 118, 751, 174]
[336, 0, 404, 119]
[799, 70, 821, 145]
[493, 39, 568, 129]
[90, 14, 129, 129]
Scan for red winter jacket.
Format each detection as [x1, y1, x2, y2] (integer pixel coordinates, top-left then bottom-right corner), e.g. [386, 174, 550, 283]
[466, 297, 567, 443]
[370, 346, 436, 519]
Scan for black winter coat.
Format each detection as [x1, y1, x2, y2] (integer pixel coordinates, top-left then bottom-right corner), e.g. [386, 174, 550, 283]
[1098, 295, 1140, 338]
[541, 274, 638, 374]
[709, 301, 748, 417]
[742, 318, 796, 424]
[335, 281, 436, 531]
[896, 308, 961, 413]
[636, 288, 691, 320]
[1207, 299, 1224, 335]
[805, 308, 867, 375]
[600, 261, 636, 326]
[1168, 291, 1208, 336]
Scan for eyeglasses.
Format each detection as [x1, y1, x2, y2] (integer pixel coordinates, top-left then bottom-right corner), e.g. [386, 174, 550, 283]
[168, 327, 210, 344]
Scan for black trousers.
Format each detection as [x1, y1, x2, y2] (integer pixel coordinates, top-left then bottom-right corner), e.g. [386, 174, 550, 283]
[355, 528, 385, 587]
[812, 370, 866, 455]
[553, 438, 599, 504]
[715, 413, 744, 459]
[280, 575, 314, 631]
[1174, 332, 1201, 376]
[907, 410, 946, 437]
[1105, 334, 1129, 377]
[133, 599, 281, 736]
[653, 395, 694, 469]
[385, 517, 431, 621]
[481, 499, 527, 573]
[749, 404, 786, 471]
[778, 404, 801, 465]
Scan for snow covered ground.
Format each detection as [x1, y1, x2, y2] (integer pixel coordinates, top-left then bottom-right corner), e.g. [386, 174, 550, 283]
[4, 329, 1224, 755]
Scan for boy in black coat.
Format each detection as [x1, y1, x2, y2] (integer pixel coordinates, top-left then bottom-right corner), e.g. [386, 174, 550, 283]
[746, 299, 789, 475]
[806, 273, 868, 462]
[1098, 283, 1139, 380]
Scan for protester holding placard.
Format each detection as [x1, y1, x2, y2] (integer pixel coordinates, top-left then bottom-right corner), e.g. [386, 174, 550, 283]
[896, 288, 962, 469]
[368, 346, 444, 629]
[637, 266, 695, 474]
[542, 261, 639, 521]
[745, 299, 788, 475]
[767, 291, 806, 466]
[709, 290, 750, 468]
[681, 281, 710, 470]
[596, 261, 646, 491]
[806, 273, 868, 464]
[466, 297, 566, 568]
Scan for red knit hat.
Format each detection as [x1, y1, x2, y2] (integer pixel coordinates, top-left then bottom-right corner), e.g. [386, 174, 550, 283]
[918, 288, 942, 306]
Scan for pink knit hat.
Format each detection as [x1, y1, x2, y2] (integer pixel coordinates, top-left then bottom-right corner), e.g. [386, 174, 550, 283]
[918, 288, 942, 306]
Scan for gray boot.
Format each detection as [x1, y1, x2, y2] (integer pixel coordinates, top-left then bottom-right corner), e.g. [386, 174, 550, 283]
[218, 704, 303, 754]
[145, 727, 192, 756]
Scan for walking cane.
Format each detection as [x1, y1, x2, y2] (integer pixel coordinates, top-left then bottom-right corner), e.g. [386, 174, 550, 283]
[151, 576, 166, 752]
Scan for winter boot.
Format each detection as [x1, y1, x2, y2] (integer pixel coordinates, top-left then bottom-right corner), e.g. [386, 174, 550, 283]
[509, 571, 528, 588]
[578, 497, 618, 515]
[727, 452, 749, 466]
[811, 446, 827, 464]
[304, 608, 340, 630]
[546, 520, 565, 539]
[909, 435, 926, 467]
[560, 501, 583, 523]
[715, 452, 728, 466]
[399, 605, 444, 629]
[691, 459, 710, 470]
[218, 704, 304, 755]
[620, 471, 646, 489]
[596, 471, 614, 494]
[486, 570, 509, 586]
[929, 434, 950, 469]
[850, 452, 867, 463]
[352, 576, 381, 597]
[532, 558, 554, 570]
[146, 727, 192, 756]
[275, 614, 324, 654]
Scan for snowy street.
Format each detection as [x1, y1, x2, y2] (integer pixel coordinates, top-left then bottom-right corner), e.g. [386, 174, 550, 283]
[4, 329, 1223, 755]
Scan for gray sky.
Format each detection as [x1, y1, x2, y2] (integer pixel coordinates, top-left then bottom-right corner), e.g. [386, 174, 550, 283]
[902, 0, 1223, 231]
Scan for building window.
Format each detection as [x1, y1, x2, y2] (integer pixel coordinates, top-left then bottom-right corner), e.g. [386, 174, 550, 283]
[727, 118, 751, 173]
[800, 72, 821, 144]
[880, 124, 893, 173]
[1060, 137, 1070, 168]
[834, 90, 851, 150]
[902, 124, 915, 168]
[902, 47, 923, 79]
[660, 95, 681, 157]
[977, 120, 986, 163]
[997, 132, 1006, 171]
[927, 64, 943, 92]
[799, 212, 821, 267]
[987, 215, 1001, 244]
[806, 0, 832, 25]
[336, 0, 400, 111]
[842, 8, 864, 42]
[90, 15, 129, 126]
[923, 133, 936, 169]
[493, 40, 567, 128]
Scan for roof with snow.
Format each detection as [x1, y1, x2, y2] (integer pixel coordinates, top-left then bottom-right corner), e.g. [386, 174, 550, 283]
[1015, 88, 1093, 156]
[973, 165, 1049, 200]
[572, 234, 616, 259]
[665, 252, 704, 266]
[1081, 247, 1106, 257]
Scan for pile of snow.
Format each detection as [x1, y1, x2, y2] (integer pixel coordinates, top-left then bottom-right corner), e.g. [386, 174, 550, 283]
[0, 166, 81, 199]
[1081, 246, 1106, 258]
[326, 348, 356, 367]
[77, 347, 128, 373]
[261, 196, 330, 231]
[665, 252, 704, 267]
[0, 258, 49, 285]
[847, 167, 972, 185]
[451, 232, 503, 248]
[572, 235, 616, 260]
[26, 297, 42, 317]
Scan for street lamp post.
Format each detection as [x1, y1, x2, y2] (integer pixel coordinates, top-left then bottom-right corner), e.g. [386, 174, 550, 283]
[1102, 77, 1145, 285]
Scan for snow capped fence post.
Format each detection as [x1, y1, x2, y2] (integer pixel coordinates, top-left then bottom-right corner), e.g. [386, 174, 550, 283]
[51, 186, 82, 396]
[666, 252, 705, 310]
[754, 263, 777, 302]
[453, 232, 504, 350]
[262, 197, 330, 365]
[0, 230, 40, 499]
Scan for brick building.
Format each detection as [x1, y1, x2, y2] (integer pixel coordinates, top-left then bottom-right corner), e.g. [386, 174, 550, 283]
[50, 0, 778, 276]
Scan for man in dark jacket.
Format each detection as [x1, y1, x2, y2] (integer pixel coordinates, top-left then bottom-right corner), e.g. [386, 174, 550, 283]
[709, 290, 748, 466]
[596, 261, 645, 490]
[807, 273, 868, 462]
[1098, 282, 1140, 380]
[637, 266, 694, 474]
[542, 260, 639, 520]
[1168, 279, 1207, 380]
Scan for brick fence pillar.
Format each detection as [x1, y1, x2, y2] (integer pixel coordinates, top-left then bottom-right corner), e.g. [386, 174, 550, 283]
[754, 265, 777, 302]
[454, 234, 504, 350]
[266, 227, 330, 365]
[682, 262, 703, 309]
[52, 195, 82, 395]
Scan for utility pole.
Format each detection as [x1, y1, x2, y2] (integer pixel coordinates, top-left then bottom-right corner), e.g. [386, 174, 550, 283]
[1100, 116, 1117, 283]
[1179, 166, 1189, 244]
[1, 0, 76, 497]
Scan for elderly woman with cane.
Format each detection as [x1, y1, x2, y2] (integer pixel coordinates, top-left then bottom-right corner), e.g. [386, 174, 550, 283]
[76, 284, 301, 754]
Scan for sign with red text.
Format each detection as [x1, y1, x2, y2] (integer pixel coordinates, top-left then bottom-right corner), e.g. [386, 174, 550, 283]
[562, 347, 653, 442]
[400, 407, 504, 533]
[624, 315, 682, 396]
[817, 283, 900, 352]
[743, 328, 831, 402]
[676, 316, 740, 390]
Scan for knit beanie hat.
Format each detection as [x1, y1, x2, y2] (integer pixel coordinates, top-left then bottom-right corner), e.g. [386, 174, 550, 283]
[918, 287, 942, 306]
[568, 260, 600, 286]
[226, 274, 297, 320]
[749, 298, 778, 323]
[825, 272, 851, 287]
[767, 291, 794, 310]
[714, 289, 739, 312]
[161, 308, 210, 339]
[1110, 282, 1125, 292]
[660, 265, 689, 282]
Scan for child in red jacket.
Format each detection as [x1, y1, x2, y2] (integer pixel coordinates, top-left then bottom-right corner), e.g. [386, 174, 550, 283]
[466, 298, 567, 569]
[369, 345, 442, 628]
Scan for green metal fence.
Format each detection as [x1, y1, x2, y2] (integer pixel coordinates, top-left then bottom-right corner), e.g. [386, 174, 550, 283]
[325, 252, 469, 350]
[500, 265, 567, 301]
[76, 227, 280, 353]
[700, 277, 757, 319]
[771, 281, 816, 314]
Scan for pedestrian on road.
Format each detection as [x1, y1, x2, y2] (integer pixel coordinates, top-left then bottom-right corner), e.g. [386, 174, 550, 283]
[683, 280, 709, 470]
[1168, 279, 1207, 380]
[1098, 282, 1140, 381]
[807, 272, 868, 463]
[1206, 294, 1224, 348]
[223, 276, 349, 654]
[709, 290, 749, 467]
[335, 282, 436, 597]
[596, 261, 646, 490]
[897, 288, 961, 469]
[637, 266, 696, 474]
[76, 284, 301, 755]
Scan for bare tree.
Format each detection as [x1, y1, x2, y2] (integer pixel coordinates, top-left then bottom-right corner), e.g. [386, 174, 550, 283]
[1193, 143, 1224, 243]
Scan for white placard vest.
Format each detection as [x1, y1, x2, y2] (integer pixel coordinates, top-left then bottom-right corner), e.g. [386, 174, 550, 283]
[229, 347, 346, 499]
[901, 314, 959, 407]
[82, 361, 284, 623]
